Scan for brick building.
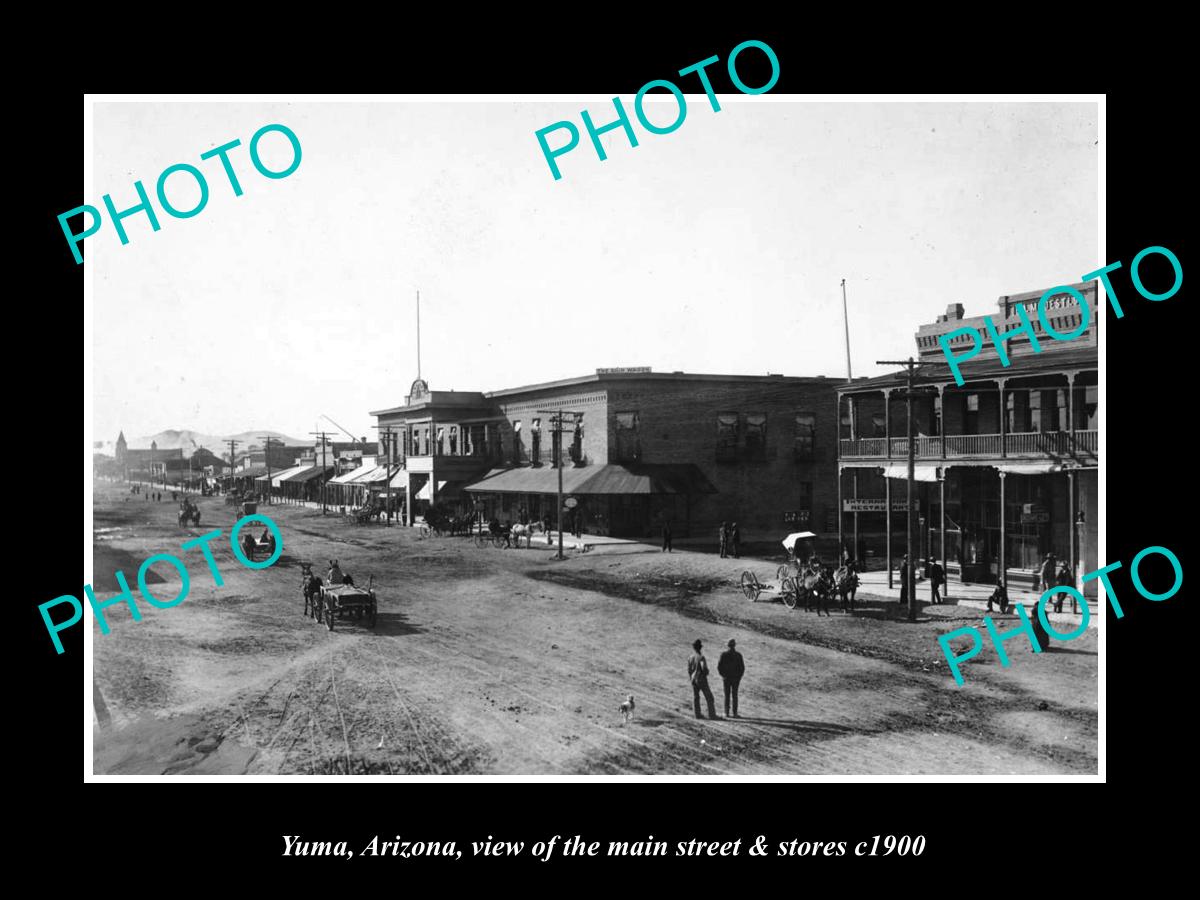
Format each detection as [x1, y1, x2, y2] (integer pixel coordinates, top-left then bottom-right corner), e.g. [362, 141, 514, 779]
[371, 370, 843, 540]
[837, 282, 1099, 594]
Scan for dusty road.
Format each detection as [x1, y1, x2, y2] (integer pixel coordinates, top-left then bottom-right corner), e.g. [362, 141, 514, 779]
[91, 484, 1098, 775]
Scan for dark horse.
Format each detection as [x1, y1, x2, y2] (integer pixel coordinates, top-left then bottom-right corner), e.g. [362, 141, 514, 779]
[834, 562, 860, 611]
[797, 565, 834, 616]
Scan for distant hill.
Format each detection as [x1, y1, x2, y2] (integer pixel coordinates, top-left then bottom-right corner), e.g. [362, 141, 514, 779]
[131, 429, 309, 454]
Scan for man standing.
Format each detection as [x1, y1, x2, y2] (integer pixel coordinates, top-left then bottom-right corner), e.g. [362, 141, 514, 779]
[717, 639, 745, 718]
[1040, 553, 1057, 593]
[719, 522, 729, 558]
[928, 557, 945, 605]
[899, 554, 909, 608]
[687, 639, 717, 719]
[730, 522, 742, 559]
[662, 520, 673, 553]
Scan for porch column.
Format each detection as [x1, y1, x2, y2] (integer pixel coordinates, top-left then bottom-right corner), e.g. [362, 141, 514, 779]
[1068, 469, 1077, 590]
[938, 384, 947, 460]
[849, 395, 859, 560]
[998, 471, 1007, 586]
[884, 389, 893, 459]
[999, 378, 1008, 459]
[886, 474, 893, 589]
[939, 469, 948, 599]
[837, 464, 844, 560]
[1066, 371, 1077, 448]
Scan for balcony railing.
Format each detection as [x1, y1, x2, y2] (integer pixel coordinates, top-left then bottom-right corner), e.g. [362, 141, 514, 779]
[839, 430, 1098, 461]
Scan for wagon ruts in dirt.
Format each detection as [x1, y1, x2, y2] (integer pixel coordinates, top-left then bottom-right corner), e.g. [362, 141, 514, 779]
[312, 576, 378, 631]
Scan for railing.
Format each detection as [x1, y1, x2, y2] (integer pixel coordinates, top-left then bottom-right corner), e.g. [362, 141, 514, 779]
[840, 430, 1099, 461]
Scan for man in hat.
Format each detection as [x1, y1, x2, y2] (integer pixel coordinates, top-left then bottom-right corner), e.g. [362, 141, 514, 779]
[717, 639, 746, 718]
[899, 554, 910, 608]
[718, 522, 729, 558]
[1040, 552, 1057, 594]
[927, 557, 945, 605]
[687, 639, 718, 719]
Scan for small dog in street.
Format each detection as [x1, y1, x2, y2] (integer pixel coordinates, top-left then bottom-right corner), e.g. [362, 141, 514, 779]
[619, 694, 635, 725]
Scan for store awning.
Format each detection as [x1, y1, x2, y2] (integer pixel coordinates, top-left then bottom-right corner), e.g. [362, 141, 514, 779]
[995, 463, 1064, 475]
[463, 464, 716, 496]
[270, 464, 310, 486]
[415, 479, 464, 501]
[330, 466, 372, 485]
[234, 466, 268, 479]
[281, 465, 333, 483]
[882, 463, 944, 482]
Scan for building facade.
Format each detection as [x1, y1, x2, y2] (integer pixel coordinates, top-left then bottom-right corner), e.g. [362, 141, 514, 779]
[371, 370, 843, 540]
[837, 283, 1099, 595]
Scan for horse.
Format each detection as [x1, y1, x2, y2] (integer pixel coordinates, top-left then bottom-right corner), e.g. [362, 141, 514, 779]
[509, 521, 545, 549]
[797, 565, 834, 616]
[834, 564, 860, 611]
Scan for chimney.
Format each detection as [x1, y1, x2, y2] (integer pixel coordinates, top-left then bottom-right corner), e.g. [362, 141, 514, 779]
[946, 303, 964, 321]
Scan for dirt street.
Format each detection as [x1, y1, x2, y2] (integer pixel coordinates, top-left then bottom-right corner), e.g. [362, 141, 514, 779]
[91, 484, 1098, 775]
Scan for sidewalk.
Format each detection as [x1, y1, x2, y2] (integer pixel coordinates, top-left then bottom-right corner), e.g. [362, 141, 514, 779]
[855, 570, 1099, 630]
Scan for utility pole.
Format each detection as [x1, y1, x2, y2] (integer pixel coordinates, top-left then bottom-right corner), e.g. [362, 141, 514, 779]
[226, 439, 241, 496]
[877, 357, 925, 622]
[373, 424, 399, 527]
[261, 436, 282, 505]
[309, 431, 332, 514]
[538, 410, 584, 560]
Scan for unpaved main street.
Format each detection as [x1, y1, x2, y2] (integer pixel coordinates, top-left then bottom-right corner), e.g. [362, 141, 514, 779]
[92, 484, 1098, 775]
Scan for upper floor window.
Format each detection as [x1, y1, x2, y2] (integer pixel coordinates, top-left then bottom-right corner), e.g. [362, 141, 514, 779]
[616, 411, 640, 462]
[512, 420, 522, 462]
[716, 413, 739, 462]
[448, 425, 459, 455]
[872, 413, 886, 438]
[530, 419, 541, 464]
[965, 394, 980, 435]
[794, 412, 815, 460]
[571, 420, 584, 463]
[745, 414, 767, 460]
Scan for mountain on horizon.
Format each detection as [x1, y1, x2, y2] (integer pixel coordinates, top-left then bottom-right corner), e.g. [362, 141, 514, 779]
[129, 429, 310, 452]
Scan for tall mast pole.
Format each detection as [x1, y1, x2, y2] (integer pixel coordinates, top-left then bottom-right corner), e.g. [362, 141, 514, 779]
[416, 289, 421, 381]
[841, 278, 853, 380]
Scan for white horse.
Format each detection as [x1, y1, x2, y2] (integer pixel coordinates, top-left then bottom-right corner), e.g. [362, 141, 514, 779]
[509, 521, 545, 549]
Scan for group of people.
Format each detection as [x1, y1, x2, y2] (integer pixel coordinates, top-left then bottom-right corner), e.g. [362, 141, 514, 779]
[718, 522, 742, 559]
[129, 484, 165, 502]
[687, 638, 746, 719]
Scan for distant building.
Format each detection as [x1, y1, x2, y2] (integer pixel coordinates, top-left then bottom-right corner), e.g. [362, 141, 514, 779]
[837, 283, 1098, 595]
[372, 371, 843, 539]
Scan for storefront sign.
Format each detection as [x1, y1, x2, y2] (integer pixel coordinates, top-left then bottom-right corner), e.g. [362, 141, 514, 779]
[843, 499, 908, 512]
[1021, 512, 1050, 524]
[783, 510, 810, 524]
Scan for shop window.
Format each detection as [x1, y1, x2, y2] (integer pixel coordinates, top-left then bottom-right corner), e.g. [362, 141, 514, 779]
[745, 413, 767, 460]
[716, 413, 739, 462]
[794, 412, 815, 461]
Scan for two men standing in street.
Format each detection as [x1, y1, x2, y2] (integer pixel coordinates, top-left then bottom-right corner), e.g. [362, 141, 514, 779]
[688, 638, 745, 720]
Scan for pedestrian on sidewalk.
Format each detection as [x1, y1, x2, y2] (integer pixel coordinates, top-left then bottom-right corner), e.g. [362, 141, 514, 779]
[899, 555, 910, 608]
[1040, 553, 1057, 593]
[1054, 562, 1074, 614]
[687, 639, 717, 719]
[730, 522, 742, 559]
[717, 639, 745, 718]
[662, 520, 673, 553]
[928, 557, 945, 604]
[718, 522, 729, 558]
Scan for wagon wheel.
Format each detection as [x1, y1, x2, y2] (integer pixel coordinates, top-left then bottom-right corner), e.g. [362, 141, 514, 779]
[782, 576, 799, 610]
[776, 564, 792, 582]
[740, 571, 762, 601]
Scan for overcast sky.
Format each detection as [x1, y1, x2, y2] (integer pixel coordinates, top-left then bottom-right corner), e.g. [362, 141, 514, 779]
[91, 99, 1098, 446]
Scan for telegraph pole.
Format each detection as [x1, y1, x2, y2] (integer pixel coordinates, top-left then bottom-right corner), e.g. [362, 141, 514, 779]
[226, 439, 241, 496]
[539, 409, 584, 560]
[309, 431, 332, 514]
[373, 424, 399, 526]
[261, 436, 283, 505]
[877, 357, 925, 622]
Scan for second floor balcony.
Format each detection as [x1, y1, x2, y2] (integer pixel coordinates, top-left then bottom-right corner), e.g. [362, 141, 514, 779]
[840, 429, 1097, 463]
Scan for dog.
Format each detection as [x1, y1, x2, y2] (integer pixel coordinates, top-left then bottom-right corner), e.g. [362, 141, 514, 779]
[619, 694, 635, 725]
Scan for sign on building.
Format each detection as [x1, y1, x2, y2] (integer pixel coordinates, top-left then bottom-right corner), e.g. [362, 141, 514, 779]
[843, 498, 908, 512]
[784, 510, 810, 525]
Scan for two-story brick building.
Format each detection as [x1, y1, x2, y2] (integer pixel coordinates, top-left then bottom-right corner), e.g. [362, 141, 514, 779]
[371, 370, 844, 540]
[837, 283, 1099, 595]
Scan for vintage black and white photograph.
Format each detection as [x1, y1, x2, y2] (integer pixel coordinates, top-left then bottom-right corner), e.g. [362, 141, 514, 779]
[86, 96, 1100, 777]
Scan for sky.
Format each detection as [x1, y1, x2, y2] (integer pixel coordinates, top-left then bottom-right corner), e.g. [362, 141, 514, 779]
[90, 99, 1098, 447]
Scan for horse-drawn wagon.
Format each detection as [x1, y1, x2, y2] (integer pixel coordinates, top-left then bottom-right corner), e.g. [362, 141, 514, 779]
[300, 563, 377, 631]
[738, 531, 841, 615]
